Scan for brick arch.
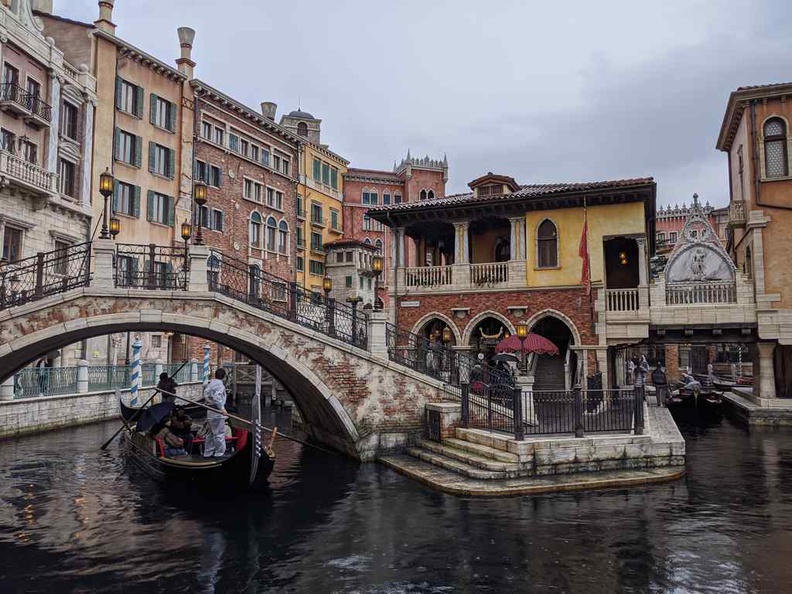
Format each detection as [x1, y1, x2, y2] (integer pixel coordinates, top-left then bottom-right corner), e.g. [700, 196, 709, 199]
[0, 291, 448, 459]
[461, 310, 515, 346]
[525, 308, 581, 345]
[411, 312, 461, 344]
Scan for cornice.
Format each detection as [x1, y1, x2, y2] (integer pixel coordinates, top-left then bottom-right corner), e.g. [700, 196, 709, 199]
[94, 29, 186, 82]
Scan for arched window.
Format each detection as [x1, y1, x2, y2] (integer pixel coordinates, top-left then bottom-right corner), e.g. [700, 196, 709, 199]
[297, 122, 308, 137]
[383, 192, 391, 205]
[266, 216, 277, 251]
[364, 237, 372, 245]
[427, 189, 435, 200]
[249, 212, 262, 247]
[419, 189, 427, 201]
[375, 238, 383, 255]
[764, 118, 788, 178]
[394, 193, 402, 204]
[207, 254, 220, 288]
[537, 219, 558, 268]
[249, 264, 261, 299]
[278, 220, 289, 254]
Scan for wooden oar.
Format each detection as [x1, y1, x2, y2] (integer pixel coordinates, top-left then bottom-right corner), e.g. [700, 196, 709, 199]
[99, 360, 189, 450]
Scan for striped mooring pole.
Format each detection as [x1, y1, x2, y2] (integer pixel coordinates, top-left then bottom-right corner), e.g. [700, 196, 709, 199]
[129, 340, 143, 406]
[202, 344, 211, 385]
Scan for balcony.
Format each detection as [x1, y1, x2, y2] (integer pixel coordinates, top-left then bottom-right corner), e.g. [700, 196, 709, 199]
[0, 84, 51, 128]
[470, 262, 508, 287]
[310, 244, 325, 256]
[606, 288, 640, 312]
[404, 265, 453, 290]
[26, 95, 53, 129]
[311, 216, 325, 229]
[728, 200, 747, 228]
[397, 260, 525, 293]
[0, 150, 57, 196]
[665, 281, 736, 305]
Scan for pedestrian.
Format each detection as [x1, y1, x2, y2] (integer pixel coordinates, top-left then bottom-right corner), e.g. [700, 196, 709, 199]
[156, 372, 178, 403]
[202, 368, 228, 458]
[652, 361, 668, 407]
[634, 355, 649, 387]
[626, 357, 635, 385]
[36, 357, 51, 397]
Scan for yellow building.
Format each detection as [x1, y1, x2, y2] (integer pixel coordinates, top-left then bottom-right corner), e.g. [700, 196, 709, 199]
[279, 109, 348, 292]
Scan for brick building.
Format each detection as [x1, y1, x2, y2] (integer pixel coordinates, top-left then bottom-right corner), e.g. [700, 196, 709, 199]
[343, 153, 448, 306]
[655, 200, 728, 255]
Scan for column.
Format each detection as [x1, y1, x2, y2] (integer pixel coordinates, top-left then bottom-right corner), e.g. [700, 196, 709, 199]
[0, 376, 14, 401]
[509, 217, 526, 260]
[77, 360, 89, 393]
[636, 237, 647, 287]
[190, 360, 199, 382]
[81, 99, 96, 209]
[453, 222, 469, 264]
[47, 72, 61, 176]
[757, 342, 777, 399]
[393, 227, 406, 267]
[596, 349, 610, 393]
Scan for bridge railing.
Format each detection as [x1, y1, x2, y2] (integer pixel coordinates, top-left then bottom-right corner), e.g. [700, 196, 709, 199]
[115, 244, 188, 290]
[0, 242, 92, 311]
[208, 250, 368, 349]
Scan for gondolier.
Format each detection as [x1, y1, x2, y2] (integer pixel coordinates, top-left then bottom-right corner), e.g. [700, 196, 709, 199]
[203, 369, 228, 458]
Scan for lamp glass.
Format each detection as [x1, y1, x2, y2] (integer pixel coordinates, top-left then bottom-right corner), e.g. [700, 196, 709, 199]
[194, 181, 208, 205]
[322, 276, 333, 293]
[181, 220, 193, 241]
[109, 216, 121, 237]
[442, 327, 452, 343]
[516, 323, 529, 339]
[99, 168, 114, 198]
[372, 255, 384, 273]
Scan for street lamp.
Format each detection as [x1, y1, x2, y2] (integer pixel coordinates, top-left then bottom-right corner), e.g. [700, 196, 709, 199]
[193, 180, 208, 245]
[109, 216, 121, 238]
[322, 275, 333, 297]
[372, 254, 384, 309]
[516, 322, 529, 372]
[442, 327, 453, 344]
[181, 219, 192, 248]
[98, 168, 114, 239]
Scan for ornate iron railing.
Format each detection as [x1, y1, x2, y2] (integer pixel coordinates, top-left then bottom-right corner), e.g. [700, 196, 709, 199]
[115, 244, 188, 290]
[0, 242, 91, 310]
[208, 250, 368, 349]
[13, 366, 79, 398]
[87, 365, 128, 391]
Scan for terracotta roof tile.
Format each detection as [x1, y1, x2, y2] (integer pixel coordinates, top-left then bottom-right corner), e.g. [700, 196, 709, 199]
[736, 82, 792, 91]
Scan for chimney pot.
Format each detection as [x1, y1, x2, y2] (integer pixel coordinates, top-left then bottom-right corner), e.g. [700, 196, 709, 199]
[95, 0, 116, 34]
[261, 102, 277, 120]
[176, 27, 196, 78]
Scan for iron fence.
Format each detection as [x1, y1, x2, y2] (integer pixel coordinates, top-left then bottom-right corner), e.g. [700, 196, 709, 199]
[0, 242, 91, 310]
[208, 250, 368, 349]
[86, 365, 128, 391]
[13, 367, 80, 398]
[115, 244, 188, 290]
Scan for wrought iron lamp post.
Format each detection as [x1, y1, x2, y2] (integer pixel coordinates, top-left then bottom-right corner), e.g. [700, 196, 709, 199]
[372, 254, 383, 309]
[516, 322, 529, 373]
[193, 181, 208, 246]
[442, 326, 453, 380]
[98, 168, 114, 239]
[323, 276, 334, 336]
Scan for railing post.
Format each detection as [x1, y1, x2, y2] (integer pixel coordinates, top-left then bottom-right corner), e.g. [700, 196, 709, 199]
[187, 245, 209, 292]
[461, 383, 470, 428]
[513, 385, 524, 441]
[350, 299, 359, 344]
[146, 244, 156, 289]
[574, 383, 584, 438]
[326, 297, 336, 337]
[368, 311, 388, 357]
[34, 252, 44, 298]
[634, 386, 645, 435]
[77, 360, 89, 394]
[288, 282, 298, 321]
[0, 376, 14, 401]
[92, 239, 116, 289]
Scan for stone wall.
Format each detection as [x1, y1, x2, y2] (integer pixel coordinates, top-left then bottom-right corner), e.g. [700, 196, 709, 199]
[0, 382, 204, 439]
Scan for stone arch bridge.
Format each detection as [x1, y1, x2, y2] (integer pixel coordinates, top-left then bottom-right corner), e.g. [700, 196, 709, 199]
[0, 240, 456, 460]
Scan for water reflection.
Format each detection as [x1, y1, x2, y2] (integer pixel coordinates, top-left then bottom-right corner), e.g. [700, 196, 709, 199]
[1, 412, 792, 592]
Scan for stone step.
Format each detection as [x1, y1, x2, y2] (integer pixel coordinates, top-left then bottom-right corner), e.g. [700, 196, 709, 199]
[406, 447, 513, 480]
[441, 437, 520, 464]
[416, 440, 521, 472]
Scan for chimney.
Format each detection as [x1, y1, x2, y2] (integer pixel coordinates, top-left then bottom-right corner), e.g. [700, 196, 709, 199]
[95, 0, 116, 34]
[176, 27, 196, 78]
[31, 0, 53, 13]
[260, 102, 277, 120]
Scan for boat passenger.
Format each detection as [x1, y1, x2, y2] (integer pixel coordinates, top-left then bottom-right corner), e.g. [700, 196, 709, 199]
[169, 408, 193, 452]
[156, 425, 187, 458]
[202, 369, 228, 458]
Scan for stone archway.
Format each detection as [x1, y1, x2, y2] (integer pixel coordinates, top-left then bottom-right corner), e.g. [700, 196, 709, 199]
[461, 310, 515, 345]
[525, 309, 582, 347]
[411, 312, 461, 346]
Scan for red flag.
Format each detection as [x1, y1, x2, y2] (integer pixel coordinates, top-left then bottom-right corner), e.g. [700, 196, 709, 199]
[579, 214, 591, 295]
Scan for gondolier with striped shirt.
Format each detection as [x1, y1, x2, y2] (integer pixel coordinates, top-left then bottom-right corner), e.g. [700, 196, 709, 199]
[202, 369, 228, 458]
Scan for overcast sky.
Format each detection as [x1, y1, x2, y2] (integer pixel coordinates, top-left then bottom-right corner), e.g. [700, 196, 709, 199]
[60, 0, 791, 206]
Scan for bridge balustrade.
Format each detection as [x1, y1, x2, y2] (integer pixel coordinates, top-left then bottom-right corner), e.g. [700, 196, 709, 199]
[115, 244, 188, 290]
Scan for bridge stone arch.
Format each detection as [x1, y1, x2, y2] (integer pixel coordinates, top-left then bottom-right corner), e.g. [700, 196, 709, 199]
[0, 290, 449, 460]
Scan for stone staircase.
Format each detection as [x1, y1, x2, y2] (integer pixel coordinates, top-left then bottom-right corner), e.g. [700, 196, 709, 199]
[533, 355, 565, 391]
[408, 436, 523, 480]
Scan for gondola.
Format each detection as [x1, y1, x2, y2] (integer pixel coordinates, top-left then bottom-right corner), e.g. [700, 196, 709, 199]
[666, 384, 722, 411]
[710, 374, 753, 392]
[118, 395, 275, 488]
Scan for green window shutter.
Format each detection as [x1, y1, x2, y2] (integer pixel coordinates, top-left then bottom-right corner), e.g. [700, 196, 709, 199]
[167, 196, 175, 227]
[167, 148, 175, 179]
[113, 127, 120, 160]
[168, 101, 177, 132]
[149, 93, 157, 125]
[313, 158, 321, 180]
[146, 190, 154, 222]
[135, 85, 144, 119]
[133, 186, 141, 218]
[134, 136, 142, 167]
[115, 76, 122, 110]
[112, 180, 119, 213]
[148, 141, 156, 173]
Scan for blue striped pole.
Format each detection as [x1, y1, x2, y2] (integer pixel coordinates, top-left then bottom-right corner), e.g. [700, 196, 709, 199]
[202, 344, 211, 385]
[129, 340, 143, 405]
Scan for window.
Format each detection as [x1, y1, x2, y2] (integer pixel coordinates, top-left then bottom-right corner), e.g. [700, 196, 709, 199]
[297, 195, 305, 218]
[240, 139, 249, 157]
[278, 221, 288, 254]
[331, 209, 340, 230]
[266, 187, 283, 210]
[273, 153, 281, 172]
[250, 212, 262, 247]
[2, 63, 18, 86]
[764, 117, 788, 178]
[297, 122, 308, 137]
[669, 232, 678, 244]
[213, 126, 225, 146]
[244, 179, 263, 203]
[25, 77, 40, 102]
[1, 129, 15, 153]
[360, 276, 364, 289]
[383, 192, 391, 205]
[322, 162, 330, 185]
[419, 189, 427, 201]
[229, 133, 239, 153]
[362, 190, 378, 205]
[208, 165, 221, 187]
[363, 215, 371, 231]
[53, 240, 71, 275]
[198, 205, 210, 229]
[146, 191, 174, 226]
[537, 219, 558, 268]
[151, 335, 162, 349]
[2, 226, 22, 263]
[394, 193, 402, 204]
[691, 230, 698, 239]
[331, 167, 338, 189]
[58, 159, 76, 198]
[296, 256, 304, 272]
[427, 190, 435, 200]
[210, 209, 224, 232]
[345, 276, 352, 288]
[310, 232, 323, 251]
[261, 147, 270, 167]
[656, 232, 666, 245]
[113, 181, 139, 217]
[345, 251, 353, 262]
[266, 216, 277, 251]
[745, 246, 752, 278]
[201, 121, 212, 140]
[150, 94, 176, 132]
[296, 226, 304, 247]
[61, 102, 78, 140]
[116, 78, 143, 118]
[250, 145, 259, 162]
[116, 255, 135, 286]
[149, 142, 174, 178]
[311, 203, 323, 225]
[313, 158, 321, 181]
[369, 191, 378, 205]
[273, 152, 290, 176]
[22, 139, 37, 164]
[309, 260, 324, 275]
[375, 239, 383, 255]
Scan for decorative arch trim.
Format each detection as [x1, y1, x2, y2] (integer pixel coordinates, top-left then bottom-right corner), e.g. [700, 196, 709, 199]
[461, 310, 516, 345]
[411, 312, 462, 343]
[525, 309, 582, 346]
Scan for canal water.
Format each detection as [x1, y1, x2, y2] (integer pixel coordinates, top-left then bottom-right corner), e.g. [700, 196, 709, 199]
[1, 410, 791, 593]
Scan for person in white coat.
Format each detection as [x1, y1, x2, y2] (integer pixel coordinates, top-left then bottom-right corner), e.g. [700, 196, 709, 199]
[203, 368, 228, 458]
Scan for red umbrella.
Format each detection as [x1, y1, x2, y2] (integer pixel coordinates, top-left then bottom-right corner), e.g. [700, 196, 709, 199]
[495, 334, 523, 353]
[496, 333, 559, 356]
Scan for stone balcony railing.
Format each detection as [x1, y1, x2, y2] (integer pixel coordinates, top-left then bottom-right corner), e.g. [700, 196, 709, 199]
[0, 150, 58, 196]
[403, 264, 454, 289]
[396, 260, 526, 293]
[605, 288, 640, 312]
[665, 281, 736, 305]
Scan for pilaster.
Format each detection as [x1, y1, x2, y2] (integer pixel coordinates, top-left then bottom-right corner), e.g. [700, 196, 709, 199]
[47, 72, 61, 175]
[757, 341, 777, 399]
[509, 217, 526, 260]
[81, 99, 96, 209]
